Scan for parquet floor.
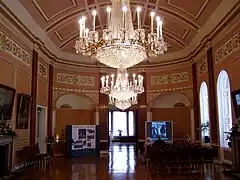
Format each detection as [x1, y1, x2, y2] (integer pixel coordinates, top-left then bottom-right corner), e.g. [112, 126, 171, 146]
[23, 143, 236, 180]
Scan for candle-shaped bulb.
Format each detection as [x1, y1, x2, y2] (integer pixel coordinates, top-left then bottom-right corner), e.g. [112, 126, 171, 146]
[79, 18, 82, 38]
[159, 19, 163, 39]
[92, 10, 97, 31]
[107, 7, 111, 13]
[82, 16, 86, 21]
[101, 76, 105, 88]
[106, 7, 111, 29]
[122, 6, 127, 28]
[92, 10, 97, 16]
[150, 12, 155, 34]
[156, 16, 160, 38]
[106, 75, 109, 87]
[122, 6, 127, 12]
[136, 7, 141, 12]
[85, 28, 89, 37]
[136, 7, 141, 29]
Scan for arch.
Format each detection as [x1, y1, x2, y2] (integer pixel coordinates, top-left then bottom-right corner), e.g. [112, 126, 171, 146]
[217, 70, 232, 152]
[60, 104, 72, 109]
[199, 81, 210, 143]
[56, 93, 95, 109]
[150, 92, 190, 108]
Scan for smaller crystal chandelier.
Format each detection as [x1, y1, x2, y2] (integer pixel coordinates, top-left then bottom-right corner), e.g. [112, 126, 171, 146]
[100, 68, 144, 110]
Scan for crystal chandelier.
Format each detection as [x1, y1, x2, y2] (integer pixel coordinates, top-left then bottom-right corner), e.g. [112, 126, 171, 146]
[100, 68, 144, 110]
[75, 0, 167, 69]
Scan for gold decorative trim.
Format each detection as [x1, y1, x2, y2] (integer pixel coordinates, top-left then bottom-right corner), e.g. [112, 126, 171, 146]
[53, 87, 98, 93]
[0, 30, 31, 65]
[38, 62, 47, 77]
[215, 31, 240, 63]
[151, 72, 189, 85]
[56, 73, 95, 86]
[148, 85, 193, 93]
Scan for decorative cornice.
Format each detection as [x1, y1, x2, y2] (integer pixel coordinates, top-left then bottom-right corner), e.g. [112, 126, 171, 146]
[215, 30, 240, 63]
[151, 72, 189, 85]
[56, 73, 95, 86]
[0, 30, 31, 65]
[38, 62, 47, 77]
[53, 87, 98, 93]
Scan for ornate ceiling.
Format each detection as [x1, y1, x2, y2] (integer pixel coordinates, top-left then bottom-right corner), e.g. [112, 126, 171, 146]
[19, 0, 222, 54]
[1, 0, 239, 66]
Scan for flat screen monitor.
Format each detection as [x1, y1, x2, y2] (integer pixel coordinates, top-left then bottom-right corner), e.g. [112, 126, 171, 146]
[232, 90, 240, 118]
[146, 121, 173, 142]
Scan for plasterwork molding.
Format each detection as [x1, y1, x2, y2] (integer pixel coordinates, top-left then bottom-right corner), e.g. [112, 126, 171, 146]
[148, 85, 193, 93]
[147, 93, 162, 105]
[151, 72, 189, 85]
[215, 30, 240, 64]
[57, 73, 95, 86]
[38, 62, 47, 77]
[0, 30, 31, 66]
[197, 59, 207, 75]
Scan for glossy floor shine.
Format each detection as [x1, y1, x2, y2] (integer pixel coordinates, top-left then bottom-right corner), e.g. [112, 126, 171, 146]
[24, 144, 235, 180]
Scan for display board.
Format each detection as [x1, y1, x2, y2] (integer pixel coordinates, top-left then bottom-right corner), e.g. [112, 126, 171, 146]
[66, 125, 100, 157]
[72, 125, 96, 150]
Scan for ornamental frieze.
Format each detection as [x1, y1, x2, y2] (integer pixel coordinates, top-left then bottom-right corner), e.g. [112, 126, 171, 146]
[57, 73, 95, 86]
[151, 72, 188, 85]
[38, 62, 47, 77]
[198, 60, 207, 75]
[215, 31, 240, 63]
[0, 30, 30, 65]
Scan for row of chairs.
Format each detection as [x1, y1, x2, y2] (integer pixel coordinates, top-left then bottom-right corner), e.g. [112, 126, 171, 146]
[20, 144, 51, 172]
[146, 141, 216, 175]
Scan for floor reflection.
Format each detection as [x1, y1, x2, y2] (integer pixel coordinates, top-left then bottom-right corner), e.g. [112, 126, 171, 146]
[23, 143, 237, 180]
[109, 143, 136, 174]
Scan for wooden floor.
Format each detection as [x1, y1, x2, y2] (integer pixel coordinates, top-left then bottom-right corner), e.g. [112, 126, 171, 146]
[22, 144, 236, 180]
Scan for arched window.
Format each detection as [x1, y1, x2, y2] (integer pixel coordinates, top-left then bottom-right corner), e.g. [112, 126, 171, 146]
[217, 70, 232, 148]
[199, 82, 210, 143]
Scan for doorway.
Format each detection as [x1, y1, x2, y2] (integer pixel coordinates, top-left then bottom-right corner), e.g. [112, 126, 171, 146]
[36, 105, 47, 153]
[108, 110, 138, 152]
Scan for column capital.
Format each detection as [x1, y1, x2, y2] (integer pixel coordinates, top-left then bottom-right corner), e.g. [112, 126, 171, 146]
[95, 107, 100, 112]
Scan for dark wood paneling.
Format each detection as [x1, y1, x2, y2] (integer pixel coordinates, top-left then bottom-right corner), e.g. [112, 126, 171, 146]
[192, 63, 200, 140]
[30, 49, 38, 145]
[207, 48, 218, 144]
[47, 64, 53, 137]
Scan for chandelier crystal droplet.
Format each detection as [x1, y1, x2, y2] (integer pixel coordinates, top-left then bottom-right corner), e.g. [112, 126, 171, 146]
[75, 0, 167, 68]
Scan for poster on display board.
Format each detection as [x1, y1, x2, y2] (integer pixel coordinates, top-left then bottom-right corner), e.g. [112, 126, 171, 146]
[71, 125, 96, 151]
